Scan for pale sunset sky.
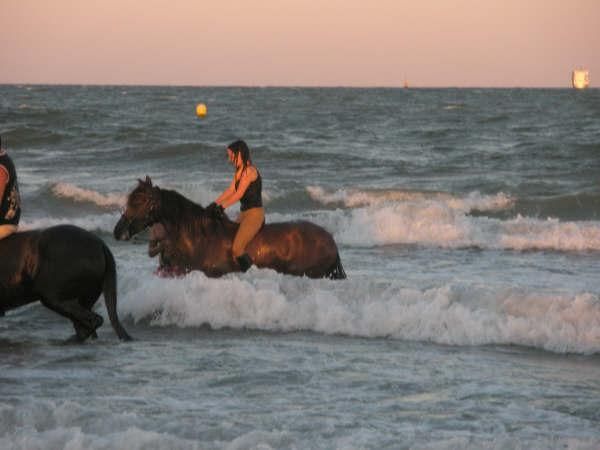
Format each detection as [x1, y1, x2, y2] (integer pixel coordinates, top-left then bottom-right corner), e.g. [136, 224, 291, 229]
[2, 0, 598, 87]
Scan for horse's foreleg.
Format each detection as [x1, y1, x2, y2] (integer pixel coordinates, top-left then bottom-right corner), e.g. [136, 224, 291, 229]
[148, 239, 164, 258]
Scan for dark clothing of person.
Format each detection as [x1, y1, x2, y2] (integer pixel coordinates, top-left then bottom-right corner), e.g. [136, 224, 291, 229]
[235, 168, 262, 212]
[0, 151, 21, 226]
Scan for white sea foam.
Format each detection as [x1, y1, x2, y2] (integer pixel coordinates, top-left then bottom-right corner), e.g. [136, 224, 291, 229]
[115, 269, 600, 354]
[443, 103, 464, 110]
[51, 182, 126, 208]
[27, 185, 600, 252]
[0, 398, 293, 450]
[0, 426, 199, 450]
[306, 186, 514, 211]
[304, 190, 600, 251]
[422, 436, 600, 450]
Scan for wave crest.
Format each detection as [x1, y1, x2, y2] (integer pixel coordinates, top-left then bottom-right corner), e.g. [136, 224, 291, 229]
[304, 187, 600, 252]
[116, 270, 600, 355]
[307, 186, 514, 211]
[51, 182, 125, 208]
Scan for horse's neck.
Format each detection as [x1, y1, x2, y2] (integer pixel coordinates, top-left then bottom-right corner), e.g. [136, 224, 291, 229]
[157, 190, 236, 242]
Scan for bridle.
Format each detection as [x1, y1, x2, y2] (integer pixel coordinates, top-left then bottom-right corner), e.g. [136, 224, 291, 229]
[119, 189, 160, 232]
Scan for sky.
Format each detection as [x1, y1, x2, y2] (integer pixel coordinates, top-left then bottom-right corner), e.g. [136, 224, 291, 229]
[1, 0, 599, 87]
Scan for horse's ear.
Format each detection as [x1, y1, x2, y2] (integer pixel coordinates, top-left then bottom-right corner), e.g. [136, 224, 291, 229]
[137, 176, 152, 188]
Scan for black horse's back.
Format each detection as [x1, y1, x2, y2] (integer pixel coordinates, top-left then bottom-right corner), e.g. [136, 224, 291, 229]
[37, 225, 105, 293]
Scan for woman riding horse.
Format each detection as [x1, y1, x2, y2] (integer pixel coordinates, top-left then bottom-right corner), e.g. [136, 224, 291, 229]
[208, 140, 264, 272]
[114, 177, 346, 279]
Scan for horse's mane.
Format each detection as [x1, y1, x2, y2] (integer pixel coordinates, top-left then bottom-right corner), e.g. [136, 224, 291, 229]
[157, 188, 235, 236]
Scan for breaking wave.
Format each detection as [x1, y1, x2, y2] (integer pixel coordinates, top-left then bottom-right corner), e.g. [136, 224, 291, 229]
[51, 182, 125, 208]
[116, 269, 600, 355]
[305, 188, 600, 252]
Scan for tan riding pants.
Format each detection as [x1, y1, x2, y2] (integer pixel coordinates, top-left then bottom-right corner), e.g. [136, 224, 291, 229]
[0, 224, 17, 240]
[232, 207, 265, 258]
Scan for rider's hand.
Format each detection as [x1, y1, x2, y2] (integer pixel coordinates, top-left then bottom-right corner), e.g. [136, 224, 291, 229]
[207, 202, 224, 219]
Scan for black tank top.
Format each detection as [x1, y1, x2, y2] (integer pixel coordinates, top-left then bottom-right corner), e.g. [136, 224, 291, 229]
[0, 150, 21, 226]
[235, 167, 262, 212]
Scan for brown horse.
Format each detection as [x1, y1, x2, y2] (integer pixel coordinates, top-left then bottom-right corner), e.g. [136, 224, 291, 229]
[0, 224, 132, 342]
[114, 177, 346, 279]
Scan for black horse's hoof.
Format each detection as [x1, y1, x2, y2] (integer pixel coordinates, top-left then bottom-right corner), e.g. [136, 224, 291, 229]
[63, 334, 85, 345]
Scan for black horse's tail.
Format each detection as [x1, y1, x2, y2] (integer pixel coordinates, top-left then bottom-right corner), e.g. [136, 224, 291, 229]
[102, 244, 133, 341]
[327, 253, 347, 280]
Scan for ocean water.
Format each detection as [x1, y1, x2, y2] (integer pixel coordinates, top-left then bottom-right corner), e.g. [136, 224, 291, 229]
[1, 85, 599, 449]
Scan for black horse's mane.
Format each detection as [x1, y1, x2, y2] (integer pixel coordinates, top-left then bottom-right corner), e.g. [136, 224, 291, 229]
[157, 187, 234, 235]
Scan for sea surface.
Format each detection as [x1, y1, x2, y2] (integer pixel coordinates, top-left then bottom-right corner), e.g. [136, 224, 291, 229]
[1, 85, 599, 449]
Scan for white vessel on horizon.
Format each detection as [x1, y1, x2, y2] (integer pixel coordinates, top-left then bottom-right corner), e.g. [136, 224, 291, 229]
[572, 69, 590, 89]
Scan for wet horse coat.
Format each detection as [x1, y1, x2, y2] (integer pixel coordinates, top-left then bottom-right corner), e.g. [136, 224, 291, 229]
[114, 177, 346, 279]
[0, 225, 132, 342]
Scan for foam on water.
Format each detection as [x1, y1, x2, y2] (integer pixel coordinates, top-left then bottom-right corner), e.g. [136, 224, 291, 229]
[328, 206, 600, 251]
[115, 268, 600, 354]
[306, 186, 514, 211]
[1, 425, 199, 450]
[2, 424, 599, 450]
[51, 182, 125, 208]
[23, 183, 600, 253]
[0, 398, 298, 450]
[303, 189, 600, 251]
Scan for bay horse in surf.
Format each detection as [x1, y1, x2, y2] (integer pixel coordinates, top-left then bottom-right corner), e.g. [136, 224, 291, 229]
[114, 177, 346, 279]
[0, 224, 132, 342]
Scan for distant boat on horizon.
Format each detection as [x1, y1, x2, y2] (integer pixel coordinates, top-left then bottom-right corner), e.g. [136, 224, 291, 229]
[572, 68, 590, 89]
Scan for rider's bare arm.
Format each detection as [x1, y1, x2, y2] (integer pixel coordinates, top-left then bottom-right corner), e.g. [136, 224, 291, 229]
[215, 178, 236, 206]
[219, 167, 258, 209]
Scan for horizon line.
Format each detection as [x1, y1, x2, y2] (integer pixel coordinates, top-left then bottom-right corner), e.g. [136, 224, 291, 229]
[0, 82, 592, 89]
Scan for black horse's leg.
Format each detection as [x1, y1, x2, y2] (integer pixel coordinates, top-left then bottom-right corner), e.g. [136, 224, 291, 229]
[78, 296, 101, 340]
[41, 296, 103, 343]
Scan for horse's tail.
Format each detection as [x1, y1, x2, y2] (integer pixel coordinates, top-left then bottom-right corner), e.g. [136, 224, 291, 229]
[327, 252, 347, 280]
[102, 244, 133, 341]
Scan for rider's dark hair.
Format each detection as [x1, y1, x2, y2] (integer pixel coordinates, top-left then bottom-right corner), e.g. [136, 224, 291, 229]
[228, 140, 251, 167]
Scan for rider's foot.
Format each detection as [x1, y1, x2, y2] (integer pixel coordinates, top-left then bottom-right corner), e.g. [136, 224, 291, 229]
[236, 253, 252, 272]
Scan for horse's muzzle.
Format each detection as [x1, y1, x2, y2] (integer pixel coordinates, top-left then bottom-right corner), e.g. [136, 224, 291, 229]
[113, 215, 131, 241]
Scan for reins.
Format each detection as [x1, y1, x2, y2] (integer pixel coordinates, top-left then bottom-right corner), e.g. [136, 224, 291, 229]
[120, 187, 160, 230]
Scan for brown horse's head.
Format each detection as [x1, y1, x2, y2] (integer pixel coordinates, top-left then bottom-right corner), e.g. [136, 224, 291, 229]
[114, 176, 160, 240]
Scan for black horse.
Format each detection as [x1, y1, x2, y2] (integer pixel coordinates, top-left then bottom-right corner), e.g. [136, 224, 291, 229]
[0, 224, 132, 342]
[114, 177, 346, 279]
